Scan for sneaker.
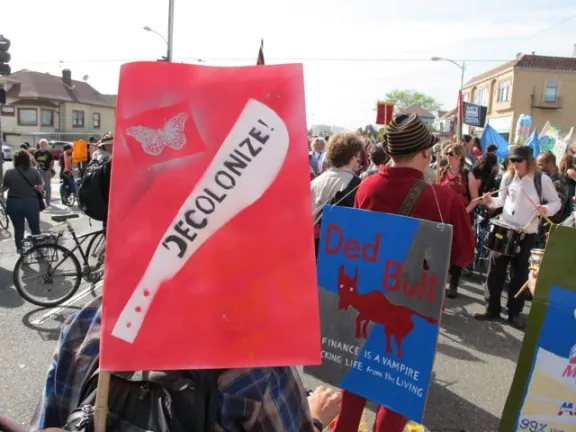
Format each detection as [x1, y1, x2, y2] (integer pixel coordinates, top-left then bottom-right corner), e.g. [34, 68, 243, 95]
[508, 315, 526, 330]
[474, 311, 502, 321]
[446, 286, 458, 299]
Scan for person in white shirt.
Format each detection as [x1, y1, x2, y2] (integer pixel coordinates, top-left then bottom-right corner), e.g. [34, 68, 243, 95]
[309, 137, 326, 176]
[310, 133, 363, 257]
[477, 146, 561, 329]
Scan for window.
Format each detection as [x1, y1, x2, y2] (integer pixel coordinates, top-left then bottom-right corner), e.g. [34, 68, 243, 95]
[72, 110, 85, 128]
[544, 80, 559, 102]
[17, 108, 38, 126]
[93, 112, 101, 129]
[1, 106, 14, 116]
[497, 80, 511, 102]
[474, 87, 488, 106]
[41, 109, 54, 127]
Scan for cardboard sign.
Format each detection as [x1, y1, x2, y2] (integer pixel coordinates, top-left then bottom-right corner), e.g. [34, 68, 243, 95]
[462, 102, 487, 127]
[500, 226, 576, 432]
[304, 206, 452, 422]
[100, 62, 320, 371]
[72, 140, 88, 162]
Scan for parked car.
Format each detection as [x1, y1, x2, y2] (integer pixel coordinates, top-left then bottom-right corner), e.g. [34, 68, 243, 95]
[48, 140, 72, 160]
[1, 141, 12, 161]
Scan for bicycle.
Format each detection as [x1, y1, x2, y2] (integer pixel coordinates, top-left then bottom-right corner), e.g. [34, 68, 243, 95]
[13, 213, 105, 307]
[59, 178, 76, 207]
[0, 198, 9, 230]
[59, 170, 80, 207]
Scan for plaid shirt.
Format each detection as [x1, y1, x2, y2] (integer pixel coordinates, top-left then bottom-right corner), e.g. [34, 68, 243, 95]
[30, 296, 315, 432]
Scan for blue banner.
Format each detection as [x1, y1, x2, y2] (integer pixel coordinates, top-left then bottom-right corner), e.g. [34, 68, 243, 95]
[304, 206, 452, 422]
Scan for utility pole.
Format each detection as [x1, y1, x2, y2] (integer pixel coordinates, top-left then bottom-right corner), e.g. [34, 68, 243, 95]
[0, 35, 12, 185]
[167, 0, 175, 62]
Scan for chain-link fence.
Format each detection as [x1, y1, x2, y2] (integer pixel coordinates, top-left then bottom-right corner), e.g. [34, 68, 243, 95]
[16, 132, 105, 148]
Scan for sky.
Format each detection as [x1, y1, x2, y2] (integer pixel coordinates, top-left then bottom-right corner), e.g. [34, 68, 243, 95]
[3, 0, 576, 130]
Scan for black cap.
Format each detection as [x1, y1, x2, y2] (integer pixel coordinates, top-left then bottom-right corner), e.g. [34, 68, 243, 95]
[509, 146, 533, 161]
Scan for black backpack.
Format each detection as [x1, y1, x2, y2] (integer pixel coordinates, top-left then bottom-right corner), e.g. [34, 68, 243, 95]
[561, 175, 576, 221]
[77, 158, 109, 221]
[63, 358, 220, 432]
[504, 172, 543, 203]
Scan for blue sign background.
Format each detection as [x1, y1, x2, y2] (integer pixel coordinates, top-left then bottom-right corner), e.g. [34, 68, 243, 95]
[314, 205, 451, 422]
[513, 285, 576, 430]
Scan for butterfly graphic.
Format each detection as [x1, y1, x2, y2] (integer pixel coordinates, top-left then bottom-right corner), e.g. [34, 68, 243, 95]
[126, 113, 188, 156]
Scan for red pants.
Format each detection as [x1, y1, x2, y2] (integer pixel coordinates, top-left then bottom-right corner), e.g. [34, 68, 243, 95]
[331, 391, 407, 432]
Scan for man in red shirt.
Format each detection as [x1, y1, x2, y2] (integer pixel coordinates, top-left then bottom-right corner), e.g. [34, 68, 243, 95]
[331, 114, 475, 432]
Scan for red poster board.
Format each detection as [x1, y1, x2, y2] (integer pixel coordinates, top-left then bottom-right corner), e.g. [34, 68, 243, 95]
[376, 102, 394, 126]
[100, 62, 320, 371]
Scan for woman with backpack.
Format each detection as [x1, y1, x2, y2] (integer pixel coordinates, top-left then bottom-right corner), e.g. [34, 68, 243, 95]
[438, 143, 472, 298]
[1, 150, 44, 253]
[311, 133, 364, 258]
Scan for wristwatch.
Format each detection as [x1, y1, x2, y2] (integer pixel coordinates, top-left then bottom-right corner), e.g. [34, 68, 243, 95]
[312, 417, 324, 431]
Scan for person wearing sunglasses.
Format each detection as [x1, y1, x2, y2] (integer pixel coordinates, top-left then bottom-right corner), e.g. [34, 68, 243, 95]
[438, 143, 474, 298]
[479, 146, 561, 329]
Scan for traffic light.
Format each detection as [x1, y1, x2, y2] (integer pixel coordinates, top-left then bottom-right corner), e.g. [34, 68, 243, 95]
[0, 35, 11, 76]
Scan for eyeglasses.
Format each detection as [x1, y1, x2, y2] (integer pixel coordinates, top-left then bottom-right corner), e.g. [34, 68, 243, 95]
[447, 151, 458, 157]
[510, 158, 525, 163]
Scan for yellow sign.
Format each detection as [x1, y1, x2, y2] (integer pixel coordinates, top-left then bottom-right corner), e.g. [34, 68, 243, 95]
[73, 140, 88, 163]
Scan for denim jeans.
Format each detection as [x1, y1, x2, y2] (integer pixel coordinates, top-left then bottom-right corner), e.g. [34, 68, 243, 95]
[61, 173, 77, 195]
[39, 170, 52, 204]
[6, 196, 41, 251]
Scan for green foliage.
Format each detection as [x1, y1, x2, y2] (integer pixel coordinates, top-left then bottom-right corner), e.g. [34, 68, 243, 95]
[380, 89, 441, 112]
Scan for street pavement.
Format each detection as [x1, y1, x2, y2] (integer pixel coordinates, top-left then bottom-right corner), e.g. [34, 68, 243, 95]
[0, 162, 529, 431]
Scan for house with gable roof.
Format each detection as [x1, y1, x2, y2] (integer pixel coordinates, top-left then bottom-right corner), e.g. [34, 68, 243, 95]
[397, 104, 435, 127]
[0, 69, 116, 147]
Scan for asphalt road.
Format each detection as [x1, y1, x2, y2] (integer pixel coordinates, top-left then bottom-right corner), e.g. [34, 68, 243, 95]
[0, 162, 528, 431]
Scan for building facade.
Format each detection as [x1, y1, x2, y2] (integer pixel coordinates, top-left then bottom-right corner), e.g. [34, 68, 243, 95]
[462, 53, 576, 143]
[0, 69, 116, 147]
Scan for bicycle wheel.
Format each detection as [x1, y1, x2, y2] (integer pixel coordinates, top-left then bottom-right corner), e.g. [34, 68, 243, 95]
[86, 231, 105, 260]
[59, 184, 74, 207]
[13, 243, 82, 307]
[0, 200, 9, 230]
[85, 230, 105, 278]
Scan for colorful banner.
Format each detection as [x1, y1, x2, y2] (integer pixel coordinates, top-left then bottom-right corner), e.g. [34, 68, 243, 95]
[456, 90, 463, 144]
[304, 206, 452, 422]
[500, 225, 576, 432]
[538, 121, 560, 153]
[100, 61, 320, 371]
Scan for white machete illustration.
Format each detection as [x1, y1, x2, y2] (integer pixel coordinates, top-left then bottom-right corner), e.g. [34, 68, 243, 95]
[112, 99, 290, 343]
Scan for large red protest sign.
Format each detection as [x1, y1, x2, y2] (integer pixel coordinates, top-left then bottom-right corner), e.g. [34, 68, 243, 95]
[100, 62, 320, 371]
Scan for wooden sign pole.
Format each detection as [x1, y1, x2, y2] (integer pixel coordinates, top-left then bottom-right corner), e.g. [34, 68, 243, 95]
[94, 371, 111, 432]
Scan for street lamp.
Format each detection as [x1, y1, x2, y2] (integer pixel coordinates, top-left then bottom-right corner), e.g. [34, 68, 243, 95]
[431, 56, 466, 89]
[431, 56, 467, 140]
[143, 26, 170, 61]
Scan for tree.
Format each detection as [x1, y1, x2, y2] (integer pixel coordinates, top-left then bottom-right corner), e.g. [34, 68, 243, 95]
[380, 89, 441, 112]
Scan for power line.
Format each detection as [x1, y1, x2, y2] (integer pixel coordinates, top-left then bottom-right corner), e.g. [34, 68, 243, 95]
[525, 13, 576, 41]
[14, 57, 514, 66]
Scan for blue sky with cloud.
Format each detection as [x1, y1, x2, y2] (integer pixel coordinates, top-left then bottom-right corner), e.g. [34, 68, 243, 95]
[5, 0, 576, 129]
